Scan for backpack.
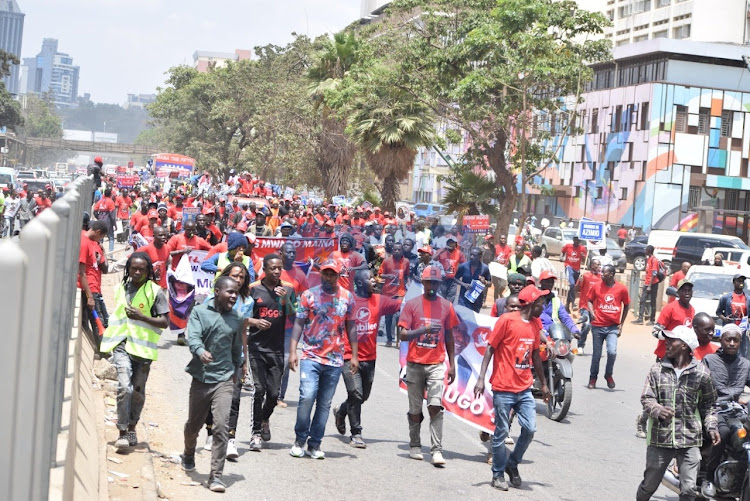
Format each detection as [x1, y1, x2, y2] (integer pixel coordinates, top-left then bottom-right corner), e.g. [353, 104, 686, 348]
[654, 258, 667, 283]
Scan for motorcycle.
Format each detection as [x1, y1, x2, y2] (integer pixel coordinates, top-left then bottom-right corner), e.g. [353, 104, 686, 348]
[661, 401, 750, 500]
[532, 322, 574, 422]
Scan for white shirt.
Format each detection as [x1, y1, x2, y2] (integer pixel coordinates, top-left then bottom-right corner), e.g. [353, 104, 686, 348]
[531, 257, 556, 281]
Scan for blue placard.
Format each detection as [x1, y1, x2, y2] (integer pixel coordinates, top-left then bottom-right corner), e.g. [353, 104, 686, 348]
[578, 220, 604, 240]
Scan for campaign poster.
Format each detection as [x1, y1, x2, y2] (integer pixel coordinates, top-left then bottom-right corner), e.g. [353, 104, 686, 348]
[463, 215, 490, 234]
[182, 207, 200, 226]
[399, 284, 498, 433]
[395, 202, 411, 223]
[187, 250, 214, 296]
[253, 236, 338, 288]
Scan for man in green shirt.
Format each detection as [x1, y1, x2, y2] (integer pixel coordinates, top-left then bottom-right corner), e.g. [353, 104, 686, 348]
[181, 276, 245, 493]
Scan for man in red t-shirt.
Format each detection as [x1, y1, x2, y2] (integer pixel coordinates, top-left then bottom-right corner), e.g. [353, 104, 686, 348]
[633, 245, 661, 325]
[398, 266, 458, 467]
[166, 219, 212, 271]
[138, 225, 171, 289]
[692, 312, 718, 361]
[473, 284, 550, 491]
[617, 227, 627, 247]
[668, 262, 691, 304]
[652, 279, 695, 360]
[574, 259, 603, 354]
[115, 188, 132, 239]
[561, 236, 587, 311]
[586, 264, 630, 389]
[333, 269, 401, 448]
[491, 234, 513, 301]
[435, 237, 465, 302]
[331, 233, 366, 292]
[379, 241, 411, 346]
[78, 220, 110, 351]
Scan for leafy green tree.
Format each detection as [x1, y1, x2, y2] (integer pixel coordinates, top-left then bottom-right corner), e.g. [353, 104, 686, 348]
[381, 0, 610, 235]
[308, 32, 360, 198]
[0, 50, 22, 130]
[59, 101, 150, 143]
[441, 164, 503, 224]
[337, 65, 437, 211]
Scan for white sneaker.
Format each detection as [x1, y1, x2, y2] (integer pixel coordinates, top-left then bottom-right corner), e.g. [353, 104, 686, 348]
[289, 442, 304, 458]
[409, 447, 424, 460]
[305, 447, 325, 459]
[204, 434, 213, 451]
[505, 436, 515, 445]
[432, 451, 446, 467]
[226, 438, 239, 460]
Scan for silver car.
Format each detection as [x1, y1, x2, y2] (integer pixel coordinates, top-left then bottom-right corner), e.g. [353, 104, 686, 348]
[540, 227, 578, 258]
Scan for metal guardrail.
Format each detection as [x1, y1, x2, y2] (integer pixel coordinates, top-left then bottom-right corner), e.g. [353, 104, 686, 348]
[0, 176, 92, 500]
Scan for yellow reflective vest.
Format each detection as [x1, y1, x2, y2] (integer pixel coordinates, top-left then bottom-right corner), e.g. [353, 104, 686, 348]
[99, 281, 163, 361]
[215, 252, 251, 281]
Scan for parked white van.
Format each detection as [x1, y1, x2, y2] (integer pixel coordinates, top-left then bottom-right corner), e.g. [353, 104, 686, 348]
[0, 167, 16, 191]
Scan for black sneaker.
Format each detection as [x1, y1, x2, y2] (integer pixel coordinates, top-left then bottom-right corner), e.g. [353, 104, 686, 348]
[333, 405, 346, 435]
[631, 319, 643, 325]
[181, 454, 195, 472]
[177, 334, 186, 346]
[491, 476, 509, 491]
[505, 466, 522, 487]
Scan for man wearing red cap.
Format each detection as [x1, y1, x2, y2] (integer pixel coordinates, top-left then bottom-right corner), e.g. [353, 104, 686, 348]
[398, 265, 458, 467]
[473, 285, 551, 491]
[585, 264, 630, 389]
[288, 259, 357, 460]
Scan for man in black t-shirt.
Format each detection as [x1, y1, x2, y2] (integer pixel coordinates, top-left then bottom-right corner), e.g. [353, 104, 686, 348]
[247, 253, 296, 451]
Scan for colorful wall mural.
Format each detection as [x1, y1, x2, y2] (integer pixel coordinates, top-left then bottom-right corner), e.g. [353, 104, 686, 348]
[535, 81, 750, 235]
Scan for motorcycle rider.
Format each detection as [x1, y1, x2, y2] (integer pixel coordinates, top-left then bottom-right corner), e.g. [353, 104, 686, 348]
[490, 273, 526, 317]
[636, 326, 720, 501]
[716, 274, 750, 359]
[701, 323, 750, 495]
[537, 271, 581, 339]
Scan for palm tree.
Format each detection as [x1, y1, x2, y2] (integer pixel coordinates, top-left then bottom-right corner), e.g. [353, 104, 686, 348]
[308, 32, 359, 199]
[346, 84, 437, 211]
[441, 165, 503, 226]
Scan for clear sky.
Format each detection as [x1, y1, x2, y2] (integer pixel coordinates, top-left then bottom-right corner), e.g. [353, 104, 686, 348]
[20, 0, 360, 105]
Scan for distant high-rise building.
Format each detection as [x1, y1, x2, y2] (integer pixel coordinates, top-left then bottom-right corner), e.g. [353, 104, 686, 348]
[0, 0, 24, 95]
[360, 0, 390, 19]
[192, 49, 251, 72]
[22, 38, 79, 107]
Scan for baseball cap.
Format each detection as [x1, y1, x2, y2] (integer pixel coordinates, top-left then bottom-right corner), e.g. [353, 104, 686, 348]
[484, 234, 494, 240]
[320, 259, 341, 274]
[734, 274, 747, 281]
[677, 279, 693, 289]
[539, 271, 557, 281]
[280, 221, 293, 228]
[147, 209, 159, 219]
[418, 246, 433, 255]
[507, 273, 526, 285]
[446, 236, 457, 243]
[518, 285, 550, 304]
[663, 325, 698, 351]
[236, 221, 248, 232]
[421, 265, 443, 282]
[325, 220, 335, 227]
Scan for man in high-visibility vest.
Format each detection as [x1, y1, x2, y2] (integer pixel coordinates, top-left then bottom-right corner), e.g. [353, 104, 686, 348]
[99, 252, 169, 452]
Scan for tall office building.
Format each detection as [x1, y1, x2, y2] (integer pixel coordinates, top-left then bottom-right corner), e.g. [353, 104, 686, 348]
[0, 0, 24, 95]
[23, 38, 80, 107]
[580, 0, 750, 46]
[360, 0, 390, 19]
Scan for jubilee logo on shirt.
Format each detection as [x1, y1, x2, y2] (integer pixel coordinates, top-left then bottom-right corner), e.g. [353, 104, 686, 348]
[599, 292, 621, 313]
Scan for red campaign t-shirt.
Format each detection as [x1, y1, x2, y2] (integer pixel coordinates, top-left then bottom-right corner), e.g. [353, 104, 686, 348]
[587, 281, 630, 327]
[138, 242, 170, 289]
[331, 250, 365, 291]
[562, 243, 586, 271]
[693, 342, 719, 361]
[93, 197, 115, 213]
[77, 231, 105, 294]
[398, 295, 459, 365]
[344, 294, 402, 361]
[668, 270, 686, 304]
[166, 233, 212, 270]
[487, 311, 542, 393]
[578, 271, 602, 310]
[438, 249, 464, 278]
[617, 228, 627, 239]
[731, 293, 747, 321]
[130, 211, 147, 230]
[115, 195, 132, 220]
[280, 266, 309, 295]
[379, 256, 410, 297]
[494, 244, 513, 265]
[655, 301, 695, 358]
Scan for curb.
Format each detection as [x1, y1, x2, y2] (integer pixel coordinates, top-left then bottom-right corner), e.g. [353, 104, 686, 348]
[140, 422, 159, 501]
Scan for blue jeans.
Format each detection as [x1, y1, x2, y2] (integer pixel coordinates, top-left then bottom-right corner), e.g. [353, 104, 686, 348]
[491, 390, 536, 478]
[294, 359, 342, 449]
[565, 266, 579, 306]
[589, 325, 619, 379]
[578, 309, 591, 348]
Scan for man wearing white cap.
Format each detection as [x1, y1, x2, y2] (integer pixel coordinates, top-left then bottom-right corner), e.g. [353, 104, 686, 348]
[636, 325, 719, 501]
[702, 323, 750, 493]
